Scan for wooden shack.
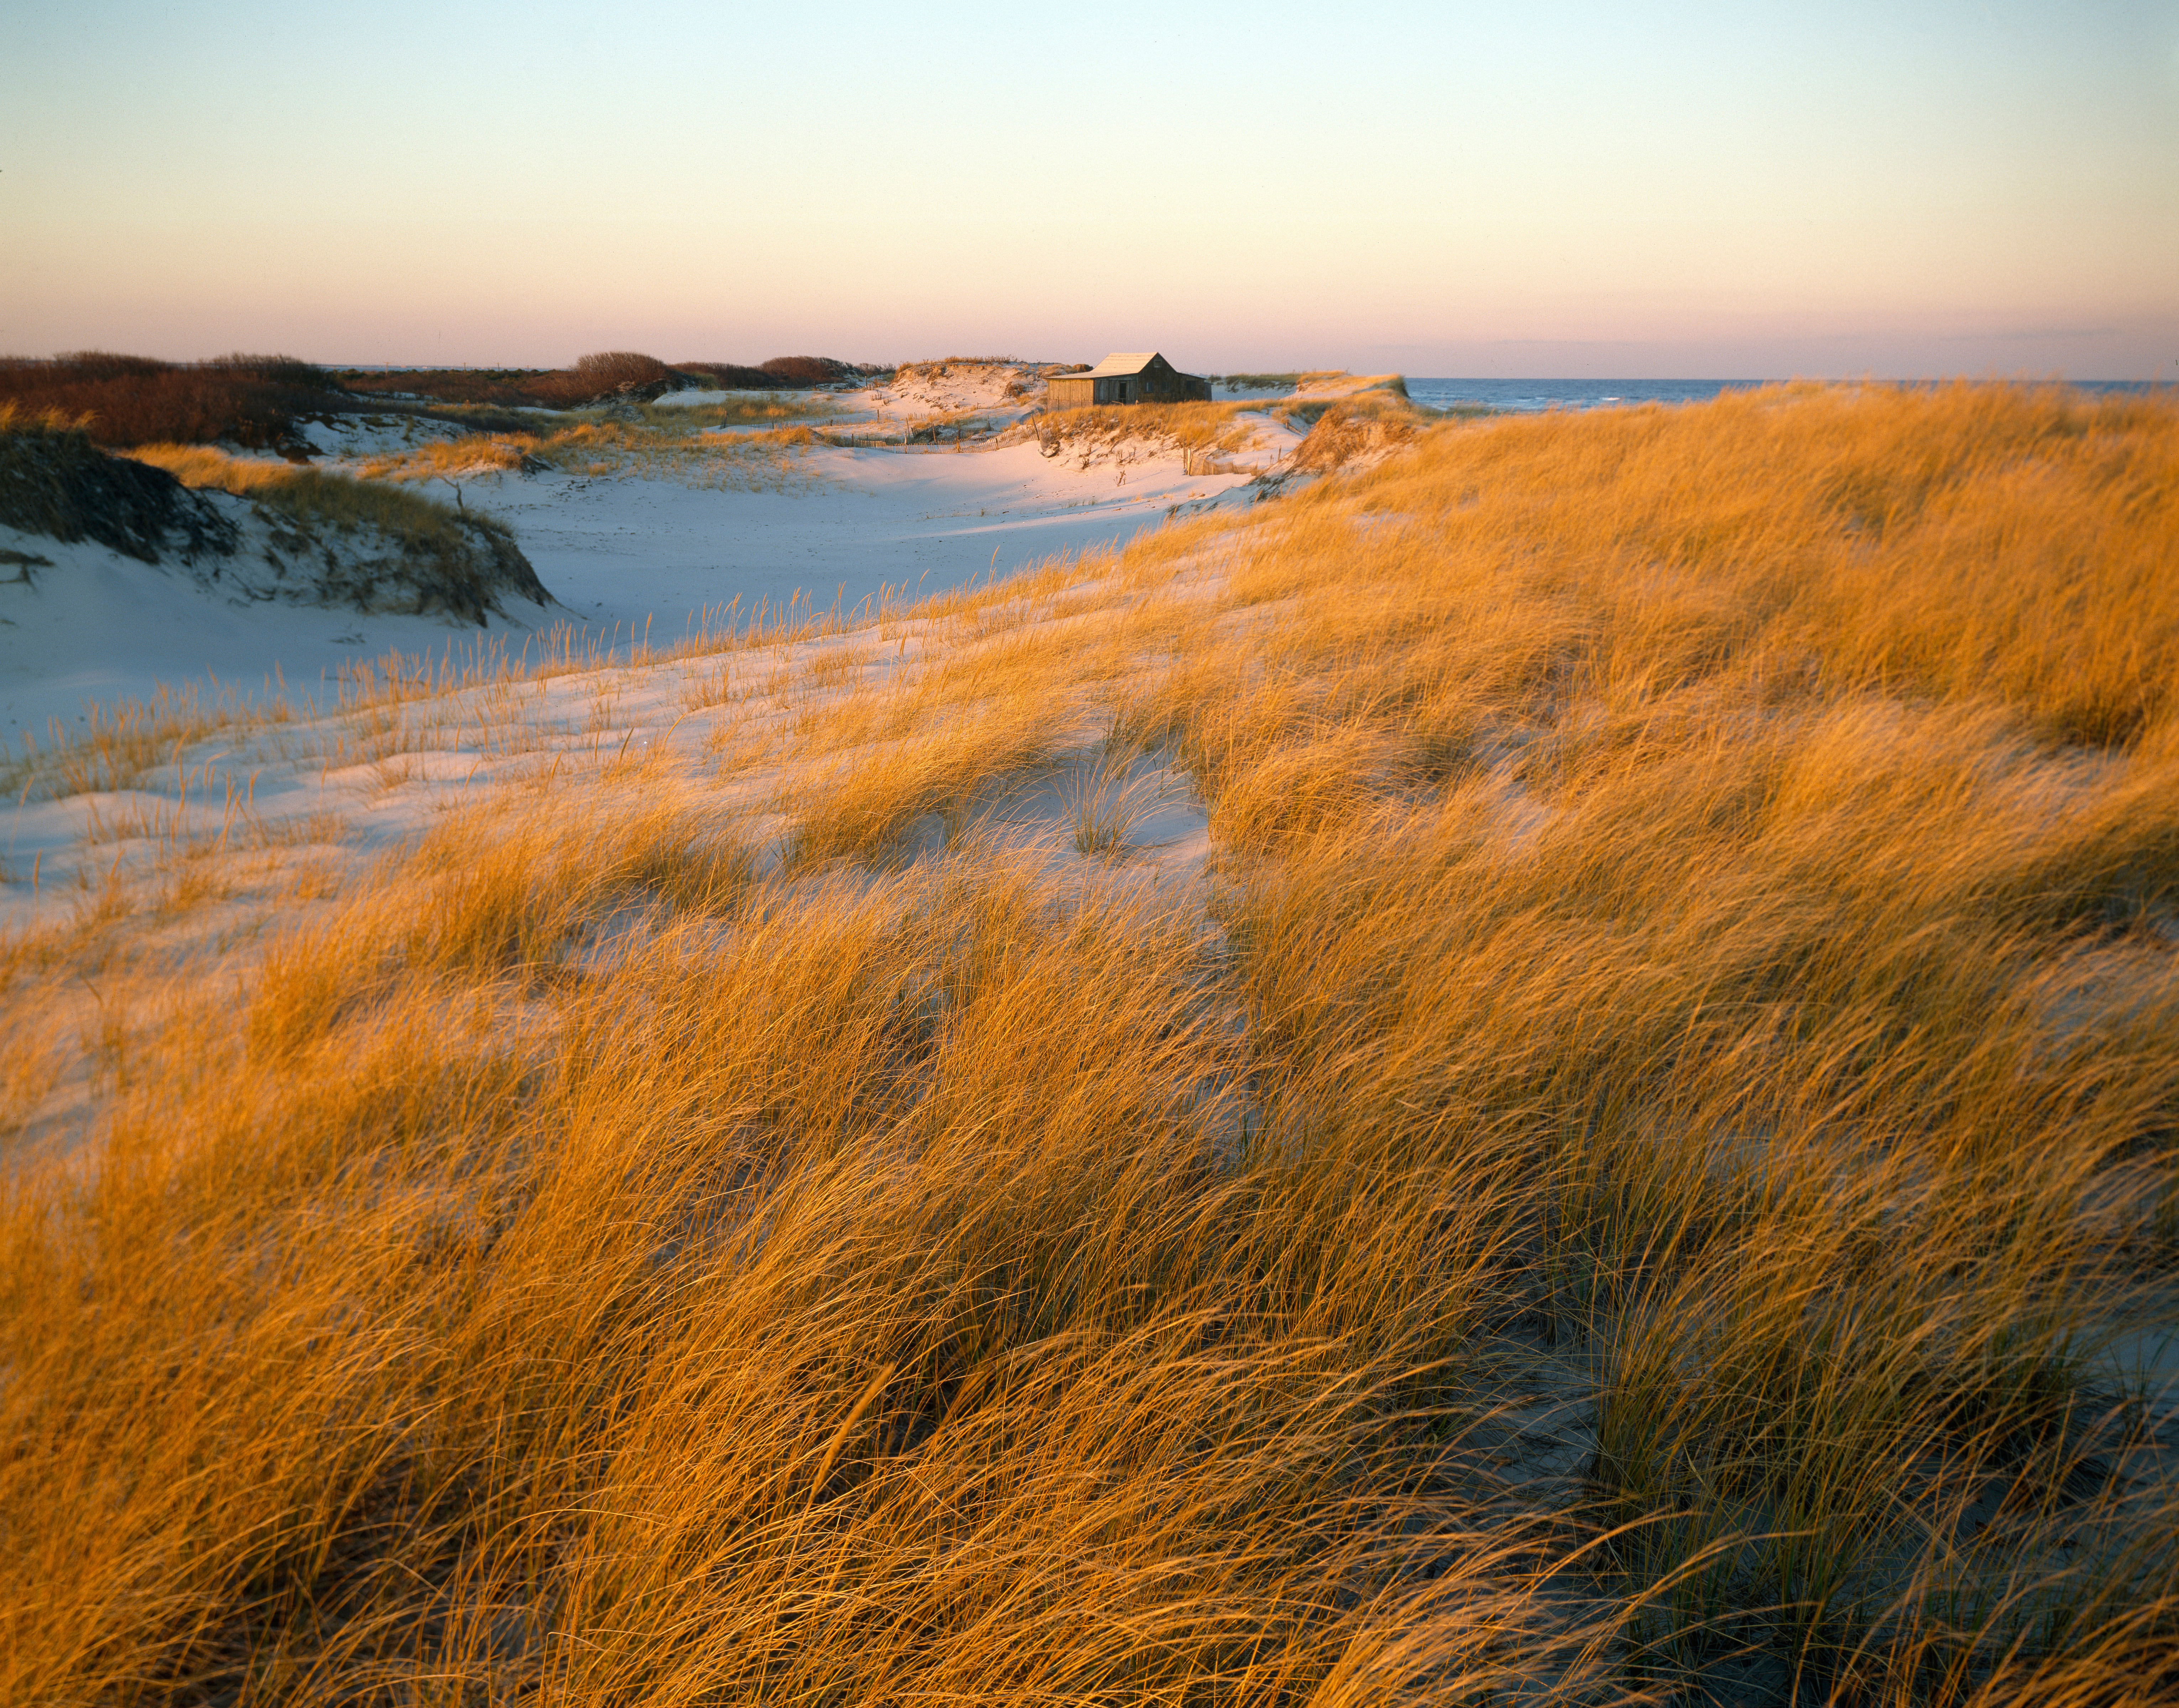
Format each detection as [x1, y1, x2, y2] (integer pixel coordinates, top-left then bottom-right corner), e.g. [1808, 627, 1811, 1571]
[1046, 352, 1212, 408]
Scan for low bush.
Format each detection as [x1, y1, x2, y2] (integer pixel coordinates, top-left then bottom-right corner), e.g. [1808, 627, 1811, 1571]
[335, 357, 886, 412]
[761, 355, 857, 386]
[340, 357, 679, 411]
[402, 402, 557, 435]
[0, 352, 343, 450]
[673, 360, 781, 389]
[526, 351, 676, 408]
[338, 368, 554, 409]
[200, 352, 336, 390]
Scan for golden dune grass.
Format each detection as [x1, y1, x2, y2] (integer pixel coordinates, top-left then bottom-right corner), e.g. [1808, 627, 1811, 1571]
[119, 395, 825, 494]
[127, 442, 510, 544]
[346, 403, 825, 486]
[1033, 398, 1266, 461]
[4, 382, 2177, 1704]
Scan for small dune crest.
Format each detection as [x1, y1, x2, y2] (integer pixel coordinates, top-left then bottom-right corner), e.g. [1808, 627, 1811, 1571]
[0, 404, 239, 564]
[1286, 394, 1422, 473]
[0, 410, 552, 625]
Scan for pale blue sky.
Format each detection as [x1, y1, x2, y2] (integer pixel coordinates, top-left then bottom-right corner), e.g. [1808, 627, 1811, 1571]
[3, 1, 2173, 376]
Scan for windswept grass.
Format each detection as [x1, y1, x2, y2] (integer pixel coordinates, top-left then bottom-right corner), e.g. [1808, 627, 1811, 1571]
[1283, 393, 1425, 470]
[1030, 397, 1272, 472]
[130, 442, 513, 544]
[1212, 371, 1359, 393]
[1032, 385, 1423, 474]
[350, 435, 545, 482]
[342, 404, 829, 487]
[5, 381, 2177, 1704]
[108, 443, 548, 626]
[633, 396, 832, 428]
[2, 683, 279, 801]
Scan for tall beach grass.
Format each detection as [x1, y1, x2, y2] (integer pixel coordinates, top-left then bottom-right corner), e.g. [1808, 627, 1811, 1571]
[3, 381, 2175, 1704]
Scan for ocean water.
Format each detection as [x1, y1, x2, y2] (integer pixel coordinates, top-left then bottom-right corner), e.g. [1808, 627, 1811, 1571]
[1404, 378, 1764, 413]
[1403, 377, 2165, 415]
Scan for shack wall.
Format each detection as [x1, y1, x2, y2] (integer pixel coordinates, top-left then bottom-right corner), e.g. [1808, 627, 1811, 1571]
[1138, 366, 1212, 403]
[1046, 360, 1211, 409]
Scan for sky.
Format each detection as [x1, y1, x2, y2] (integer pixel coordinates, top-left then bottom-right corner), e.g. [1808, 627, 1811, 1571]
[2, 1, 2174, 378]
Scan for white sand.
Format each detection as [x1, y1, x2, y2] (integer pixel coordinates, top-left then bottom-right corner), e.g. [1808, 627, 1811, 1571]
[0, 544, 1219, 1168]
[1, 400, 1295, 740]
[0, 377, 1318, 952]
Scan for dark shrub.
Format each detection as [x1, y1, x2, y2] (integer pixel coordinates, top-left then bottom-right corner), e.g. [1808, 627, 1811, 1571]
[344, 361, 682, 410]
[335, 355, 875, 409]
[0, 353, 341, 450]
[674, 361, 782, 390]
[0, 406, 238, 562]
[523, 351, 677, 407]
[339, 369, 553, 407]
[570, 351, 673, 389]
[48, 351, 172, 383]
[202, 352, 338, 391]
[759, 355, 846, 386]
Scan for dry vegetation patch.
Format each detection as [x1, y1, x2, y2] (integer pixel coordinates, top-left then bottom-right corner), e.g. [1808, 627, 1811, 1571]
[1016, 398, 1273, 474]
[120, 444, 551, 622]
[0, 351, 348, 450]
[4, 382, 2178, 1704]
[336, 400, 830, 487]
[0, 407, 239, 564]
[339, 353, 881, 410]
[1286, 394, 1425, 472]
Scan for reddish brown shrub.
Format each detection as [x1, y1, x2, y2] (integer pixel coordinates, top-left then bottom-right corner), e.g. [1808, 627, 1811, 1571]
[759, 355, 848, 386]
[47, 351, 171, 384]
[327, 351, 885, 413]
[339, 363, 663, 411]
[674, 362, 782, 390]
[571, 351, 672, 389]
[523, 352, 676, 408]
[339, 370, 553, 407]
[0, 353, 339, 449]
[202, 353, 335, 389]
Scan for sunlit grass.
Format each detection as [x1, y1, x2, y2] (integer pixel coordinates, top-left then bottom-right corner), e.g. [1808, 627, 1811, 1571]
[4, 381, 2177, 1703]
[129, 442, 498, 532]
[343, 399, 831, 487]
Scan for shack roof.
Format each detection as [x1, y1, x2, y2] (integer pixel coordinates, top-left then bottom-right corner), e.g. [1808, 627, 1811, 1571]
[1075, 352, 1171, 378]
